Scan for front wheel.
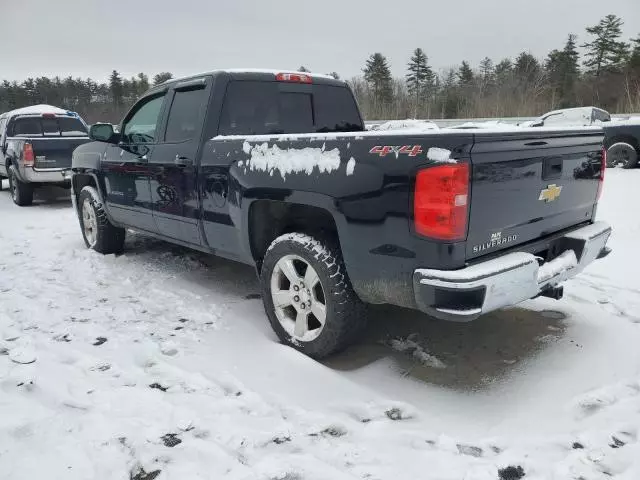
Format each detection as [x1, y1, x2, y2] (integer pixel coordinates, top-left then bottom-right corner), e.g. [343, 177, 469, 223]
[260, 233, 366, 359]
[78, 186, 125, 254]
[607, 142, 638, 169]
[8, 165, 33, 206]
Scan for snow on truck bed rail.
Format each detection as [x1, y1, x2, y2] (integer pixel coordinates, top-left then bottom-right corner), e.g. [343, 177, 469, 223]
[213, 125, 603, 143]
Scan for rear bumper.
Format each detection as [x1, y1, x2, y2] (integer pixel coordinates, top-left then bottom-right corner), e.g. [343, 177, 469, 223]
[19, 166, 72, 184]
[413, 221, 612, 321]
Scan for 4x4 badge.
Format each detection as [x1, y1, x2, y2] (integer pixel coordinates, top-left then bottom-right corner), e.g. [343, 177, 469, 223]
[539, 184, 562, 202]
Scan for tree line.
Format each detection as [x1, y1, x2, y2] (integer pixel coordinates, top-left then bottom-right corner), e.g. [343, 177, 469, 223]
[355, 14, 639, 119]
[0, 14, 638, 123]
[0, 72, 173, 124]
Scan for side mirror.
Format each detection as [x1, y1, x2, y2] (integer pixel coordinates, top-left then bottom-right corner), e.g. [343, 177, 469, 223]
[530, 121, 543, 127]
[89, 123, 116, 142]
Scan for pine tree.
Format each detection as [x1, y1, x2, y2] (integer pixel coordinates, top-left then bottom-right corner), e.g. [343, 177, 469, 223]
[458, 61, 474, 86]
[546, 34, 580, 107]
[495, 58, 513, 85]
[363, 53, 393, 105]
[405, 48, 435, 116]
[109, 70, 123, 106]
[628, 34, 640, 72]
[479, 57, 495, 82]
[514, 52, 541, 84]
[328, 72, 340, 79]
[137, 73, 150, 95]
[479, 57, 495, 93]
[583, 14, 630, 75]
[297, 66, 310, 72]
[153, 72, 173, 86]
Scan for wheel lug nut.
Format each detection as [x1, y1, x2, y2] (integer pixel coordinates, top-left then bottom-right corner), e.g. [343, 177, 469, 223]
[294, 295, 299, 302]
[293, 285, 299, 291]
[300, 304, 306, 309]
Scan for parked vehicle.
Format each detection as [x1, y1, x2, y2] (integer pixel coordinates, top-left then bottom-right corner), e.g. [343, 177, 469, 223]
[0, 105, 90, 205]
[70, 69, 611, 358]
[521, 107, 611, 128]
[602, 120, 640, 169]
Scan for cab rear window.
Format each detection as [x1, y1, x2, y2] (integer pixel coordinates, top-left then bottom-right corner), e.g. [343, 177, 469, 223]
[218, 81, 363, 136]
[10, 116, 88, 137]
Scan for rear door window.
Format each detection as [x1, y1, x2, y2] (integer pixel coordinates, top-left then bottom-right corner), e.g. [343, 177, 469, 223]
[164, 87, 207, 142]
[218, 80, 363, 135]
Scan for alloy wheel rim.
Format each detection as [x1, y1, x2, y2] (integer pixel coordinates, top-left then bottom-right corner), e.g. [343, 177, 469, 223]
[82, 199, 98, 246]
[270, 254, 327, 341]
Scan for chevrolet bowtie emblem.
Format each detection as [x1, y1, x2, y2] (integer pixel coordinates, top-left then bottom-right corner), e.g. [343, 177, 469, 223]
[539, 184, 563, 202]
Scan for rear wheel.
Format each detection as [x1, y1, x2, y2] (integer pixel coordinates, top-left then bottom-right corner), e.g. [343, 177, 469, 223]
[260, 233, 366, 359]
[79, 186, 125, 254]
[607, 142, 638, 169]
[8, 165, 33, 206]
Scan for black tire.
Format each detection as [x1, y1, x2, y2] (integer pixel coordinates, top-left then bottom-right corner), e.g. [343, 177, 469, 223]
[260, 233, 366, 359]
[8, 165, 33, 206]
[607, 142, 638, 169]
[78, 186, 125, 254]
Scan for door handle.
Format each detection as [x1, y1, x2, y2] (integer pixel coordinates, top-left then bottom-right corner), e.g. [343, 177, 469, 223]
[174, 155, 193, 167]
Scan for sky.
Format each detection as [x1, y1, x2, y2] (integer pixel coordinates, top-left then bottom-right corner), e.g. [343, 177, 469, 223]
[2, 0, 639, 83]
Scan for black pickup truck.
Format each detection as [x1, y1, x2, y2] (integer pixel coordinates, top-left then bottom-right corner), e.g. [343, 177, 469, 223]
[0, 105, 90, 205]
[603, 120, 640, 169]
[71, 69, 612, 358]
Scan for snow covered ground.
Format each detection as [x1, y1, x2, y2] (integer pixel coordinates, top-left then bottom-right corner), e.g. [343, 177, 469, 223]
[1, 170, 640, 479]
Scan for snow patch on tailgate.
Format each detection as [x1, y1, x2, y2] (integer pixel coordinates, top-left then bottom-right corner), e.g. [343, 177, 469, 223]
[241, 141, 341, 179]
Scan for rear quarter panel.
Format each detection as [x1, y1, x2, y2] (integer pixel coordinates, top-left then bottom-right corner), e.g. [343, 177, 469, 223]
[206, 131, 474, 307]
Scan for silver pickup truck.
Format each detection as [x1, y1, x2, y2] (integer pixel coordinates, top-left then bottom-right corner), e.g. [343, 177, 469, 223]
[0, 105, 90, 206]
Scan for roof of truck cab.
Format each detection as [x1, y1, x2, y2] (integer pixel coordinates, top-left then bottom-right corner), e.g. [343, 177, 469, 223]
[0, 104, 71, 119]
[152, 69, 345, 91]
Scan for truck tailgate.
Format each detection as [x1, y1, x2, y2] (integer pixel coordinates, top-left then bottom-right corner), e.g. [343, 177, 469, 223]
[30, 137, 90, 169]
[466, 128, 604, 260]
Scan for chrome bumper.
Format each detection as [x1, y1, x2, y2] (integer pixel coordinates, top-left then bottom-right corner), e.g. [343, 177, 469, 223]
[413, 221, 612, 321]
[21, 166, 72, 184]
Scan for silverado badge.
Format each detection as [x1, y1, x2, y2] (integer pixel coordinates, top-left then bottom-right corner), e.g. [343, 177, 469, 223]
[472, 231, 518, 253]
[539, 184, 562, 202]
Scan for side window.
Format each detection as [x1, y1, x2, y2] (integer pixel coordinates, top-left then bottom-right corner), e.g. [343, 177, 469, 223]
[593, 109, 611, 123]
[542, 113, 565, 125]
[164, 87, 207, 142]
[122, 95, 165, 144]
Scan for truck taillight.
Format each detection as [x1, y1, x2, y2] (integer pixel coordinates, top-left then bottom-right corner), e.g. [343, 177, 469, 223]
[275, 72, 312, 84]
[414, 163, 470, 241]
[597, 146, 606, 200]
[23, 143, 34, 166]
